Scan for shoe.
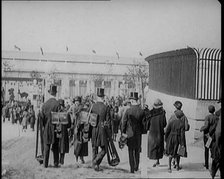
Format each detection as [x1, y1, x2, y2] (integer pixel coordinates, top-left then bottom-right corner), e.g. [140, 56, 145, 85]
[80, 157, 85, 164]
[203, 164, 209, 169]
[130, 169, 134, 173]
[54, 163, 60, 168]
[168, 168, 172, 173]
[153, 162, 160, 167]
[173, 164, 177, 168]
[94, 165, 99, 171]
[134, 167, 138, 171]
[60, 158, 64, 165]
[177, 166, 182, 171]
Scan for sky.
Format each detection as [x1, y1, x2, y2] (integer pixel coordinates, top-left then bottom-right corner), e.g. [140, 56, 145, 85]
[2, 0, 221, 58]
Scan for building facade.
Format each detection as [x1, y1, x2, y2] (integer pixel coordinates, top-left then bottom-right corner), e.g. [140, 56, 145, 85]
[2, 50, 146, 105]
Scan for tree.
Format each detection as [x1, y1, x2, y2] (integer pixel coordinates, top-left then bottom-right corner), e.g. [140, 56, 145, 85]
[125, 61, 149, 106]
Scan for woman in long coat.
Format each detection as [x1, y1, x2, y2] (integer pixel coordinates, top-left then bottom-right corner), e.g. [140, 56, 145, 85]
[147, 99, 167, 167]
[73, 96, 89, 164]
[165, 110, 185, 173]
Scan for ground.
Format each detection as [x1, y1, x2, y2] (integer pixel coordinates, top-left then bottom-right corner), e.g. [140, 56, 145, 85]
[1, 120, 220, 179]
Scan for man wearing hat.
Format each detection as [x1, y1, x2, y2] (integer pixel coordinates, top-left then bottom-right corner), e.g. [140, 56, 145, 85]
[40, 84, 60, 168]
[121, 92, 145, 173]
[200, 105, 219, 169]
[91, 88, 111, 171]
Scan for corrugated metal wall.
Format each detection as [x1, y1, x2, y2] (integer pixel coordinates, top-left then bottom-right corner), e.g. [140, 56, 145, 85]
[145, 48, 197, 99]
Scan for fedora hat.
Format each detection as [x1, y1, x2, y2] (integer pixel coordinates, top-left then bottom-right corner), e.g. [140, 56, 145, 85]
[48, 84, 57, 95]
[129, 92, 138, 100]
[153, 98, 163, 109]
[97, 88, 105, 97]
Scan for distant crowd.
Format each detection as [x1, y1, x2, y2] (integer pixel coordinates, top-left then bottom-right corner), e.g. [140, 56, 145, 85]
[2, 99, 36, 132]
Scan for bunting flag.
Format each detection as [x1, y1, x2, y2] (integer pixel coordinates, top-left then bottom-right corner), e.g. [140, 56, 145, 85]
[92, 50, 96, 54]
[14, 45, 21, 51]
[40, 47, 44, 55]
[139, 52, 143, 56]
[116, 52, 119, 59]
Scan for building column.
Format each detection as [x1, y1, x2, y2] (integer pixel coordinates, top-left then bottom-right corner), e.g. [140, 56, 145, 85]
[75, 80, 80, 97]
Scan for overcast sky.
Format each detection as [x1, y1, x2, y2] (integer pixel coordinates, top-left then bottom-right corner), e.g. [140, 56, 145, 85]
[2, 0, 221, 58]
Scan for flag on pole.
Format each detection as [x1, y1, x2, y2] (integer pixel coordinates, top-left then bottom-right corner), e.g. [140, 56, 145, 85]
[92, 50, 96, 54]
[66, 46, 68, 52]
[116, 52, 119, 59]
[14, 45, 21, 51]
[40, 47, 44, 55]
[139, 52, 143, 56]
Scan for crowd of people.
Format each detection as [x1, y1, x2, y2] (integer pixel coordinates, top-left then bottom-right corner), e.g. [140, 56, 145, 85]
[2, 84, 221, 178]
[2, 99, 36, 132]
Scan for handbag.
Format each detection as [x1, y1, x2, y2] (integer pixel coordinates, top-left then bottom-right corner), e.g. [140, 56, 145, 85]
[177, 145, 186, 157]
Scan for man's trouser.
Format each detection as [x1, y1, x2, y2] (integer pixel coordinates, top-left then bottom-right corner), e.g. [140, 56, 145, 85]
[204, 136, 209, 168]
[43, 138, 59, 168]
[128, 147, 140, 172]
[92, 145, 106, 166]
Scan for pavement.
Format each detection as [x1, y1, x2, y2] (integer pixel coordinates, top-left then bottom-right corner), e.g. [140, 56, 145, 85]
[1, 119, 220, 178]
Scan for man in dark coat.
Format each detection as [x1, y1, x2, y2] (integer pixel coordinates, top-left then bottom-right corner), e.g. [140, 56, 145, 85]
[200, 105, 219, 169]
[211, 112, 221, 179]
[40, 85, 60, 168]
[122, 92, 144, 173]
[57, 99, 71, 165]
[91, 88, 111, 171]
[147, 98, 167, 167]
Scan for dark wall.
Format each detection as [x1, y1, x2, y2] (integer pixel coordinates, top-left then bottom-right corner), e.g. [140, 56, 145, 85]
[145, 48, 197, 99]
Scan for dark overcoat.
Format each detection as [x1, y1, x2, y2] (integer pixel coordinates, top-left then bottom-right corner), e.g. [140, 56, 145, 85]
[200, 113, 219, 158]
[165, 113, 185, 157]
[41, 98, 60, 145]
[30, 110, 36, 129]
[91, 101, 111, 147]
[59, 112, 71, 154]
[147, 107, 166, 159]
[122, 105, 144, 149]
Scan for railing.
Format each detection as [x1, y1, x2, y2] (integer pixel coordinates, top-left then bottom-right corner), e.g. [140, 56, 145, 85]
[192, 48, 221, 100]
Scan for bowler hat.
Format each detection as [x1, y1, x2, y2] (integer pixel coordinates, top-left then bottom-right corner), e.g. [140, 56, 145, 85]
[48, 85, 57, 95]
[153, 98, 163, 109]
[174, 101, 182, 110]
[129, 92, 138, 100]
[97, 88, 105, 97]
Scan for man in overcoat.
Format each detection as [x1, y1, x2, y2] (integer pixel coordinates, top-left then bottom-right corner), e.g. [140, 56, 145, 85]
[91, 88, 111, 171]
[200, 105, 219, 169]
[121, 92, 144, 173]
[40, 85, 60, 168]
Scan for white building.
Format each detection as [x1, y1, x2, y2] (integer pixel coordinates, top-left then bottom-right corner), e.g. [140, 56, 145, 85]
[2, 50, 146, 105]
